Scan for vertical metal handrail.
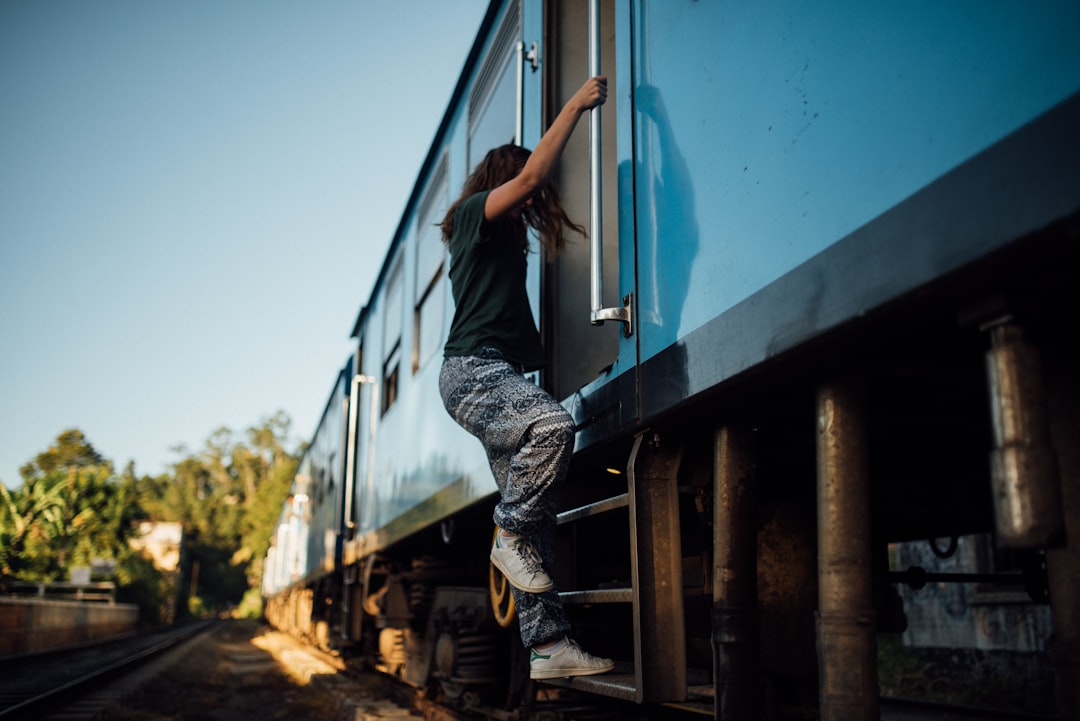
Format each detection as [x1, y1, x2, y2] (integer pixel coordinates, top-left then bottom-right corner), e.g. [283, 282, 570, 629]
[342, 374, 361, 534]
[588, 0, 603, 315]
[340, 372, 361, 638]
[514, 0, 538, 148]
[360, 375, 379, 532]
[516, 41, 525, 146]
[588, 0, 632, 332]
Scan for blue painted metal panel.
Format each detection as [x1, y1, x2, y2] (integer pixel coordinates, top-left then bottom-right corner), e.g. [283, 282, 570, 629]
[264, 358, 352, 593]
[344, 1, 523, 559]
[357, 355, 495, 542]
[629, 0, 1080, 362]
[305, 362, 349, 578]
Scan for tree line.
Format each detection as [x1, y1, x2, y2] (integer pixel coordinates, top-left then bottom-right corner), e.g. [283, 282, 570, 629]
[0, 413, 301, 624]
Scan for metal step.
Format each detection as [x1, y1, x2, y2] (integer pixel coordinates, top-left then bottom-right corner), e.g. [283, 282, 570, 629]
[540, 667, 639, 702]
[545, 433, 688, 704]
[540, 667, 716, 711]
[556, 493, 628, 525]
[558, 588, 632, 604]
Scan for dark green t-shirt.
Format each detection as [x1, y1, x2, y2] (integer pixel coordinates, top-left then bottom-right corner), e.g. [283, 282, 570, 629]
[443, 191, 545, 370]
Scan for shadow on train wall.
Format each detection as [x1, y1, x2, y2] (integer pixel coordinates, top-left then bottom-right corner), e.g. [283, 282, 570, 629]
[630, 81, 699, 356]
[619, 81, 696, 416]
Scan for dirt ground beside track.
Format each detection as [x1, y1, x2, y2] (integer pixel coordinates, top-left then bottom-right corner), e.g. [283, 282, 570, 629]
[104, 619, 407, 721]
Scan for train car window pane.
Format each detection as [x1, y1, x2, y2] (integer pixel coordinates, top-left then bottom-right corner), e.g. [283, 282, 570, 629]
[469, 60, 516, 172]
[416, 156, 448, 289]
[383, 255, 404, 363]
[383, 254, 404, 412]
[382, 342, 400, 414]
[467, 0, 518, 171]
[414, 160, 448, 374]
[414, 268, 444, 373]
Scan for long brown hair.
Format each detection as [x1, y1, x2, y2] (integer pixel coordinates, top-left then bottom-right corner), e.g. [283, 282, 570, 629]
[439, 144, 585, 258]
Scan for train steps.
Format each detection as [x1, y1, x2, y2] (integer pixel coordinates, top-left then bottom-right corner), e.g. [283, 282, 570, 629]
[545, 431, 711, 710]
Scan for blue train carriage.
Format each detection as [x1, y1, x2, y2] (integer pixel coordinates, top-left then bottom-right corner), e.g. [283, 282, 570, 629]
[262, 356, 354, 650]
[273, 0, 1080, 719]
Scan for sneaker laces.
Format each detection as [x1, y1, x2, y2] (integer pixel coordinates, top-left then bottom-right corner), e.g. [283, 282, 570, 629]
[563, 639, 588, 661]
[513, 538, 546, 576]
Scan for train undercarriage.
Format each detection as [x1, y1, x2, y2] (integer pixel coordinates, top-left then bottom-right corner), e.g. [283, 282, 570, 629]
[267, 217, 1077, 720]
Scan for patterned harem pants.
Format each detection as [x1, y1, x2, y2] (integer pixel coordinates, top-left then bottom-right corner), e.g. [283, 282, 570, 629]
[439, 348, 573, 648]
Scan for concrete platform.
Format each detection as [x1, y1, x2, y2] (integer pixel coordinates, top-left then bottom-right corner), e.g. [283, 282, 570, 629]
[0, 596, 138, 656]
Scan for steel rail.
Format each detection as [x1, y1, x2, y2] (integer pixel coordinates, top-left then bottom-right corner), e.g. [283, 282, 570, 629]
[0, 619, 216, 720]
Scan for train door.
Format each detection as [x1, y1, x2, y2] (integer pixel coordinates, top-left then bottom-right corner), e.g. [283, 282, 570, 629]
[545, 0, 633, 417]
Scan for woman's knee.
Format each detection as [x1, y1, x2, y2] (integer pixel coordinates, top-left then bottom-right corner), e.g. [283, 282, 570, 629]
[530, 407, 575, 449]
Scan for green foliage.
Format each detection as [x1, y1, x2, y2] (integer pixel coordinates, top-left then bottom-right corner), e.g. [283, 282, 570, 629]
[19, 429, 106, 478]
[187, 594, 206, 617]
[2, 413, 300, 624]
[235, 588, 265, 619]
[114, 549, 177, 625]
[161, 411, 298, 618]
[0, 430, 140, 582]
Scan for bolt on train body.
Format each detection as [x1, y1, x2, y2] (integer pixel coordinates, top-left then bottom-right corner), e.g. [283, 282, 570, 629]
[261, 1, 1080, 719]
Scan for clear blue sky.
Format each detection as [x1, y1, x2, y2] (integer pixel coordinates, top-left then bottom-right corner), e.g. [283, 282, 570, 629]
[0, 0, 490, 487]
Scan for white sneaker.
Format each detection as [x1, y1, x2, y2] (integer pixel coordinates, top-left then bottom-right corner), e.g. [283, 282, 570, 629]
[490, 533, 554, 593]
[530, 638, 615, 680]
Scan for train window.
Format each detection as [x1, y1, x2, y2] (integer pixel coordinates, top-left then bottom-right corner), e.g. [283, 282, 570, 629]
[382, 342, 400, 414]
[314, 466, 325, 505]
[414, 267, 444, 374]
[467, 0, 519, 170]
[383, 254, 404, 413]
[414, 156, 448, 374]
[416, 156, 448, 291]
[325, 451, 335, 498]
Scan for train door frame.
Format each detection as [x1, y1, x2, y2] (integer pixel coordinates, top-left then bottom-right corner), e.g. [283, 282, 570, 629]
[543, 0, 638, 427]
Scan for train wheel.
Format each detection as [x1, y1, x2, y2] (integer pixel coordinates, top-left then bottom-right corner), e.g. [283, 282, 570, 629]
[489, 528, 516, 627]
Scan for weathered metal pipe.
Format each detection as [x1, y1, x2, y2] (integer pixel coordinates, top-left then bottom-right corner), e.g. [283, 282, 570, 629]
[816, 380, 878, 721]
[985, 321, 1063, 548]
[713, 424, 759, 719]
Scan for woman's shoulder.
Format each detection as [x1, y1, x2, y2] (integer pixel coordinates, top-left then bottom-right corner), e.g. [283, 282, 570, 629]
[458, 190, 490, 217]
[451, 191, 493, 247]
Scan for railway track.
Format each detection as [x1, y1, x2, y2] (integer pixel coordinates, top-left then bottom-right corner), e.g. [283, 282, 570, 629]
[339, 659, 1057, 721]
[3, 618, 1054, 721]
[880, 697, 1057, 721]
[0, 619, 217, 721]
[294, 637, 1056, 721]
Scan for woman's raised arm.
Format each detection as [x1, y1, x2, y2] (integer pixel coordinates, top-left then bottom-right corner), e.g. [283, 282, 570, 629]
[484, 76, 607, 222]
